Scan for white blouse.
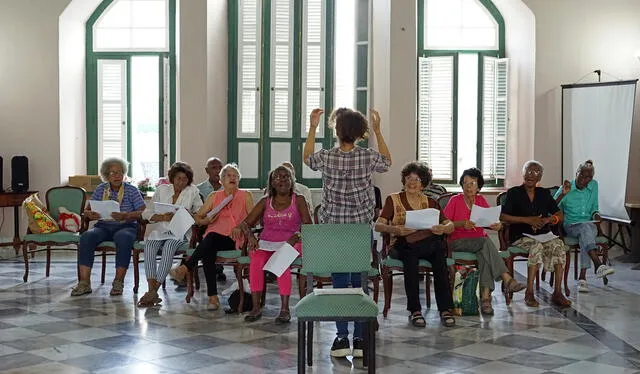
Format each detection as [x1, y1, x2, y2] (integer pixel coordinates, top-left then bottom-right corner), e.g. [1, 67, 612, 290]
[142, 184, 203, 240]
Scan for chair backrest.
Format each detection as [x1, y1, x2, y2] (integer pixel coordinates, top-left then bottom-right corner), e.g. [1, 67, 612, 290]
[437, 192, 457, 211]
[301, 224, 371, 274]
[546, 185, 560, 198]
[313, 204, 321, 224]
[46, 186, 87, 221]
[496, 191, 507, 206]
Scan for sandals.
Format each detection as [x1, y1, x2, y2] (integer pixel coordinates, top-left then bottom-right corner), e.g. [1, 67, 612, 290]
[505, 278, 527, 293]
[440, 311, 456, 327]
[524, 293, 539, 307]
[207, 296, 221, 310]
[137, 291, 162, 308]
[409, 312, 426, 328]
[480, 299, 494, 315]
[110, 279, 124, 296]
[70, 280, 92, 296]
[244, 312, 262, 322]
[551, 292, 572, 308]
[275, 310, 291, 324]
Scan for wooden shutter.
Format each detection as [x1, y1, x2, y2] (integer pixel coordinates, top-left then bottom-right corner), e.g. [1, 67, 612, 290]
[417, 55, 454, 181]
[482, 56, 509, 180]
[97, 59, 127, 164]
[238, 0, 261, 138]
[301, 0, 325, 137]
[269, 0, 294, 137]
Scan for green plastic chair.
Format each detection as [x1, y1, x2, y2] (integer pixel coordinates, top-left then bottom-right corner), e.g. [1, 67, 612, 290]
[296, 224, 377, 373]
[22, 186, 86, 282]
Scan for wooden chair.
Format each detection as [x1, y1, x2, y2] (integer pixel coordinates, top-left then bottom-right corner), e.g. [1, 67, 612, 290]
[22, 186, 86, 282]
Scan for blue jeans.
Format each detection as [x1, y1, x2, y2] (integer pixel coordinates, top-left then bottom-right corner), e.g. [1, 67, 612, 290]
[563, 222, 597, 270]
[331, 272, 364, 340]
[78, 221, 138, 269]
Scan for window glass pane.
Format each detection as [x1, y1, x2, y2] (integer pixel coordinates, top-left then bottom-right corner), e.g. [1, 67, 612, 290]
[333, 0, 356, 110]
[96, 0, 131, 28]
[131, 28, 167, 49]
[424, 0, 498, 50]
[95, 28, 132, 50]
[241, 90, 257, 134]
[356, 0, 368, 42]
[456, 53, 478, 181]
[131, 56, 160, 184]
[356, 44, 368, 87]
[131, 0, 166, 28]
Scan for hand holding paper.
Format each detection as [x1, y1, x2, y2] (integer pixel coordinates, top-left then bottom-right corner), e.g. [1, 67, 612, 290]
[89, 200, 120, 221]
[470, 205, 501, 228]
[405, 208, 440, 230]
[154, 202, 180, 214]
[263, 242, 299, 277]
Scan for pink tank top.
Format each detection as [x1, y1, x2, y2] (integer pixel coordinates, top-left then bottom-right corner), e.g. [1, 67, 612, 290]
[259, 194, 302, 242]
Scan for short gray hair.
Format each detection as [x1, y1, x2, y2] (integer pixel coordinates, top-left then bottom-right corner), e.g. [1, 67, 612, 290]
[205, 157, 222, 167]
[220, 163, 241, 180]
[576, 159, 595, 175]
[522, 160, 544, 174]
[99, 157, 128, 181]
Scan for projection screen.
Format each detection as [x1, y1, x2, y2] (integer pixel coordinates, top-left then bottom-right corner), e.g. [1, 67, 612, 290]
[561, 80, 637, 222]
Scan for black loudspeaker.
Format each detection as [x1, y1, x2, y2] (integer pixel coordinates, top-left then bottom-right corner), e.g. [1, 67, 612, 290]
[11, 156, 29, 192]
[0, 156, 3, 192]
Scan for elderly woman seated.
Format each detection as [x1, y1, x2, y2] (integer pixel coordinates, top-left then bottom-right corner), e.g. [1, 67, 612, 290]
[137, 162, 203, 307]
[170, 163, 253, 309]
[231, 165, 312, 323]
[554, 160, 614, 292]
[442, 167, 526, 315]
[71, 157, 146, 297]
[375, 161, 456, 328]
[500, 160, 571, 307]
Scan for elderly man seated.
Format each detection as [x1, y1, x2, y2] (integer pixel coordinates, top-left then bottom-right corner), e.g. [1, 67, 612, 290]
[554, 160, 614, 292]
[500, 160, 571, 307]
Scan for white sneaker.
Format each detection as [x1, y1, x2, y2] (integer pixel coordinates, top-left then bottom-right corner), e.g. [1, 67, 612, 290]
[596, 264, 615, 278]
[577, 279, 589, 293]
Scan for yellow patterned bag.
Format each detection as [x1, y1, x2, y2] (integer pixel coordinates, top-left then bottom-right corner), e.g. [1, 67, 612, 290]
[22, 193, 60, 234]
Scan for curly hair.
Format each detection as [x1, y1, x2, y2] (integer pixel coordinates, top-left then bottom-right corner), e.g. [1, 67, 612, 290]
[401, 161, 432, 187]
[267, 165, 295, 198]
[459, 167, 485, 190]
[168, 161, 194, 185]
[99, 157, 128, 182]
[334, 109, 369, 144]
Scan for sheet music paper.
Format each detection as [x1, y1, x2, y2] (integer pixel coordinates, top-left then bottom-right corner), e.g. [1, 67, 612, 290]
[405, 208, 440, 230]
[154, 202, 181, 214]
[168, 208, 195, 240]
[470, 205, 502, 227]
[258, 240, 287, 252]
[313, 288, 366, 296]
[89, 200, 120, 221]
[263, 242, 299, 277]
[523, 232, 559, 243]
[206, 194, 233, 219]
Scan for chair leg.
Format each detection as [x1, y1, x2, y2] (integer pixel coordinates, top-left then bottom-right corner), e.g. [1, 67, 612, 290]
[564, 251, 571, 297]
[382, 269, 392, 318]
[186, 269, 194, 303]
[45, 246, 51, 277]
[22, 242, 29, 282]
[306, 321, 313, 367]
[236, 265, 245, 314]
[425, 271, 431, 309]
[194, 266, 201, 290]
[574, 247, 579, 280]
[372, 278, 380, 304]
[101, 251, 107, 284]
[298, 274, 306, 298]
[132, 250, 140, 294]
[535, 267, 540, 291]
[368, 320, 376, 373]
[549, 270, 554, 288]
[298, 320, 306, 374]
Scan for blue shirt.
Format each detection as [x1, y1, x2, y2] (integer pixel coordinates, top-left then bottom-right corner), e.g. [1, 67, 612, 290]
[91, 182, 146, 220]
[554, 179, 599, 225]
[196, 180, 221, 201]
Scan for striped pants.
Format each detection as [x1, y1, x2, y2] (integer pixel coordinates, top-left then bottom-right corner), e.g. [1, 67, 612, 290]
[144, 239, 186, 282]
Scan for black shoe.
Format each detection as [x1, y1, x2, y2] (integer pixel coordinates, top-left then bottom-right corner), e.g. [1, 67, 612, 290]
[352, 338, 363, 358]
[330, 337, 351, 358]
[216, 272, 227, 282]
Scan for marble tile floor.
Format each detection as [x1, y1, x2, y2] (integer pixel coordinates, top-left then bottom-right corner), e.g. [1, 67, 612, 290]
[0, 248, 639, 373]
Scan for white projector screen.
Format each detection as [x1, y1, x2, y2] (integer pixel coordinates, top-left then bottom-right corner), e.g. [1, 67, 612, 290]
[562, 80, 637, 221]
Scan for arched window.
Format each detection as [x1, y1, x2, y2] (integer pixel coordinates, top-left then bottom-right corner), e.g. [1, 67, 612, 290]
[228, 0, 370, 188]
[418, 0, 507, 185]
[86, 0, 176, 183]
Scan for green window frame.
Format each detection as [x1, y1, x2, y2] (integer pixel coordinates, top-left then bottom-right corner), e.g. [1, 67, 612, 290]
[417, 0, 507, 186]
[85, 0, 177, 178]
[228, 0, 370, 188]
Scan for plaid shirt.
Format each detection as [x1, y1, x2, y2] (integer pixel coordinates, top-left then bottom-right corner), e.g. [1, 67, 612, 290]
[307, 146, 390, 224]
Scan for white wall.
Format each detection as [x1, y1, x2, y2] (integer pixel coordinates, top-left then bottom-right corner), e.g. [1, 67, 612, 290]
[524, 0, 640, 201]
[0, 0, 71, 239]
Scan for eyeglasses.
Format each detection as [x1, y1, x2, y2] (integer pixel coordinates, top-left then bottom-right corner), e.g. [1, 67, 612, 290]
[524, 169, 542, 176]
[463, 181, 478, 187]
[273, 174, 291, 181]
[108, 170, 123, 176]
[405, 176, 421, 183]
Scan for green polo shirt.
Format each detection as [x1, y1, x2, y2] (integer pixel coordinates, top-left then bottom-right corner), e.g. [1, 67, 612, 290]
[554, 179, 599, 225]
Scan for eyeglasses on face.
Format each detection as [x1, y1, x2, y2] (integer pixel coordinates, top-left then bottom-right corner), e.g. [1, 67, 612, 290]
[273, 174, 291, 181]
[463, 181, 478, 187]
[108, 170, 124, 176]
[524, 169, 542, 176]
[404, 176, 421, 183]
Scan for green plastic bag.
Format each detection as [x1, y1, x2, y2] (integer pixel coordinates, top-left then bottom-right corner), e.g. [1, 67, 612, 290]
[452, 267, 479, 316]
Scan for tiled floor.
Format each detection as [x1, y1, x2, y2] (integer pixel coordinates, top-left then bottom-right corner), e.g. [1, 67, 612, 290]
[1, 248, 640, 373]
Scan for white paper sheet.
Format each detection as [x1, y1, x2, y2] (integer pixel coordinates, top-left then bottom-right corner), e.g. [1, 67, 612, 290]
[313, 288, 365, 296]
[168, 208, 195, 239]
[258, 240, 287, 252]
[263, 242, 299, 277]
[89, 200, 120, 221]
[470, 205, 502, 227]
[523, 232, 559, 243]
[206, 194, 233, 219]
[405, 208, 440, 230]
[154, 202, 181, 214]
